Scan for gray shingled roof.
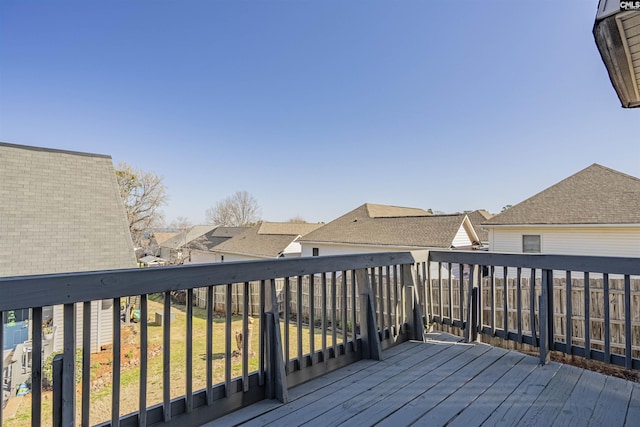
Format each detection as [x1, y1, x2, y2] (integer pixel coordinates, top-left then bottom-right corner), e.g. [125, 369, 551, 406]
[483, 164, 640, 226]
[0, 142, 137, 276]
[161, 225, 250, 251]
[213, 222, 322, 258]
[161, 225, 218, 249]
[299, 203, 476, 248]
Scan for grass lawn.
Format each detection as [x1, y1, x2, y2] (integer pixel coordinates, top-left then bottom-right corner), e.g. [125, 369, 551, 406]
[5, 298, 333, 426]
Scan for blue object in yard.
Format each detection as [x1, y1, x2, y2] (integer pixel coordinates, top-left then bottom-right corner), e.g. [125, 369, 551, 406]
[3, 320, 29, 351]
[16, 382, 30, 396]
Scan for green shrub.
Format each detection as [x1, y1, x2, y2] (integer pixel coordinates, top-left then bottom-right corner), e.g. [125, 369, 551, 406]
[42, 349, 84, 387]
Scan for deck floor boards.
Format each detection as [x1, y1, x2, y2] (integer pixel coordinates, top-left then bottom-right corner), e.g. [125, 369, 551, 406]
[206, 333, 640, 427]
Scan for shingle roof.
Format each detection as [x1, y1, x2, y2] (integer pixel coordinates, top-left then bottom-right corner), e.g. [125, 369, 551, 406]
[256, 222, 322, 236]
[161, 225, 250, 251]
[299, 203, 475, 248]
[213, 222, 322, 258]
[160, 225, 217, 249]
[0, 142, 137, 276]
[153, 232, 179, 245]
[483, 164, 640, 226]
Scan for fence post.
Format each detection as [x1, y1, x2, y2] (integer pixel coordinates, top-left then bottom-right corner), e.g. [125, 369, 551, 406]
[355, 269, 382, 360]
[402, 264, 426, 342]
[52, 354, 63, 427]
[265, 280, 288, 403]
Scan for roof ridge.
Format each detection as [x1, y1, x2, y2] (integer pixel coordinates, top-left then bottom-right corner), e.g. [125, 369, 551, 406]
[0, 141, 111, 159]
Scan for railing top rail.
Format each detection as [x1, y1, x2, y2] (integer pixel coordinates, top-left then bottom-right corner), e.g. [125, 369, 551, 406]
[428, 250, 640, 275]
[0, 252, 415, 311]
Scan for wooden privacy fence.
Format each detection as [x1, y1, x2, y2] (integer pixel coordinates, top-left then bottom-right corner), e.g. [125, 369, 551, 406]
[424, 251, 640, 369]
[425, 275, 640, 359]
[194, 268, 405, 337]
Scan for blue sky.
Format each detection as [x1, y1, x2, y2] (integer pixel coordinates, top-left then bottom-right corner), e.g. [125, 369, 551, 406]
[1, 1, 638, 225]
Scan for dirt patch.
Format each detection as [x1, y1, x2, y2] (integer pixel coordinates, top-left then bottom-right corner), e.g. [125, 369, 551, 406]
[551, 352, 640, 383]
[88, 324, 162, 391]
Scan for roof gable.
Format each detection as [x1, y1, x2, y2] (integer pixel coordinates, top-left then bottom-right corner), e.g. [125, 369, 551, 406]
[484, 164, 640, 226]
[0, 142, 137, 276]
[300, 204, 479, 248]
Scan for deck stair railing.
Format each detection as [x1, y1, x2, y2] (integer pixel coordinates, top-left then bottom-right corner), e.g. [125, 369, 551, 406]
[0, 252, 425, 427]
[422, 250, 640, 370]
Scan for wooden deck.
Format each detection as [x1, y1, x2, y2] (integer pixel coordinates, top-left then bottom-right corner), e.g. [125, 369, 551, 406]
[210, 332, 640, 427]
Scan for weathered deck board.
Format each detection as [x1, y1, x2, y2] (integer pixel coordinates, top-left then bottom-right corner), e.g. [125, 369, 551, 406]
[518, 364, 584, 426]
[589, 375, 635, 427]
[304, 342, 477, 426]
[205, 334, 640, 427]
[552, 368, 606, 427]
[212, 341, 423, 426]
[249, 342, 452, 426]
[341, 343, 489, 426]
[447, 356, 539, 427]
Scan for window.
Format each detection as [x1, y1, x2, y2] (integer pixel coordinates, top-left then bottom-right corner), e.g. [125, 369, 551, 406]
[312, 248, 319, 257]
[522, 235, 541, 253]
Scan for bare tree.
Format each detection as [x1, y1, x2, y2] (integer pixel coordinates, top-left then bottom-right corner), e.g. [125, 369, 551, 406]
[115, 162, 168, 246]
[287, 215, 307, 223]
[205, 191, 261, 226]
[169, 216, 192, 231]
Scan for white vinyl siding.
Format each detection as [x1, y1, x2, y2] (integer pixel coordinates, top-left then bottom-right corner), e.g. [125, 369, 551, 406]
[301, 243, 406, 257]
[215, 253, 269, 262]
[185, 250, 217, 265]
[52, 300, 113, 354]
[489, 226, 640, 257]
[451, 224, 474, 248]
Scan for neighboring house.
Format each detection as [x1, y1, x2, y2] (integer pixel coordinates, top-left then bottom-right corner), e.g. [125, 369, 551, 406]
[298, 203, 481, 257]
[593, 1, 640, 108]
[212, 222, 323, 262]
[184, 226, 250, 264]
[159, 225, 248, 264]
[483, 164, 640, 257]
[0, 142, 137, 354]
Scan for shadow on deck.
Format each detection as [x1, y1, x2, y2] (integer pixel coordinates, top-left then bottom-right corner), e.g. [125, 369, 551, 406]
[212, 332, 640, 427]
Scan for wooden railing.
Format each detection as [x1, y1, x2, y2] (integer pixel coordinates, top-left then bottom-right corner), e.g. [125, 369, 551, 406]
[422, 251, 640, 369]
[0, 252, 424, 427]
[4, 250, 637, 426]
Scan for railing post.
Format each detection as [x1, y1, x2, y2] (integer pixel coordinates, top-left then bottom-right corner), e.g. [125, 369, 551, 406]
[471, 287, 479, 342]
[539, 294, 549, 364]
[52, 354, 63, 427]
[265, 280, 288, 403]
[402, 264, 426, 342]
[355, 269, 382, 360]
[539, 269, 553, 364]
[62, 303, 76, 426]
[465, 265, 479, 343]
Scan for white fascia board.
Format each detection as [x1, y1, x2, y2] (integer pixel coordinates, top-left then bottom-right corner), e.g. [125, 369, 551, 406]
[211, 250, 272, 259]
[300, 240, 446, 251]
[483, 223, 640, 229]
